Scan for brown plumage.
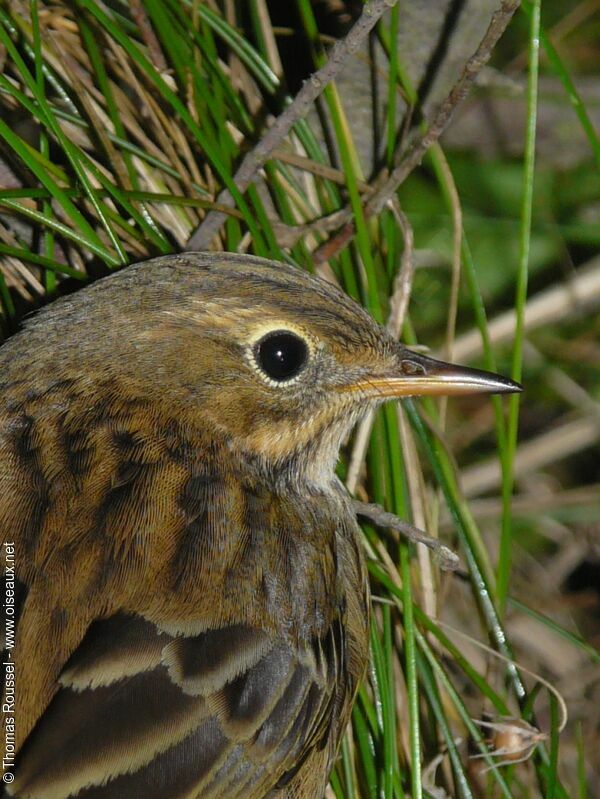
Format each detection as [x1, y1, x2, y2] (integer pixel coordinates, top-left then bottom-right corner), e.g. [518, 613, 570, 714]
[0, 252, 519, 798]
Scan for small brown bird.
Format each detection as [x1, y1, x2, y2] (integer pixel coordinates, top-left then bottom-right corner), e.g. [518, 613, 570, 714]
[0, 252, 519, 798]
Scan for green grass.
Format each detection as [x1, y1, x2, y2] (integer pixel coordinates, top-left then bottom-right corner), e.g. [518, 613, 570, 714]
[1, 1, 598, 796]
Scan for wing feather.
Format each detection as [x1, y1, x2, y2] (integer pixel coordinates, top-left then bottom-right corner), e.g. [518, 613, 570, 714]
[11, 613, 342, 799]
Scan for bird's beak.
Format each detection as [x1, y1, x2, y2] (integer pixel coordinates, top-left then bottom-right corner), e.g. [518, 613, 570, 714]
[340, 350, 522, 398]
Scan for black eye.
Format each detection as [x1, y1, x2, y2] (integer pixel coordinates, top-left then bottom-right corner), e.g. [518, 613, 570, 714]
[254, 330, 309, 382]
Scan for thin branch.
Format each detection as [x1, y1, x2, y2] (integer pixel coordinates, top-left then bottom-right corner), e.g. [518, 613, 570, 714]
[385, 199, 415, 339]
[368, 0, 520, 215]
[450, 256, 600, 362]
[461, 415, 600, 498]
[313, 0, 520, 262]
[353, 500, 460, 571]
[186, 0, 398, 251]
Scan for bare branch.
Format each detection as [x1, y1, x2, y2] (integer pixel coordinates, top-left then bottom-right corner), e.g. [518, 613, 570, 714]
[186, 0, 398, 251]
[313, 0, 520, 262]
[385, 199, 415, 339]
[353, 500, 460, 571]
[368, 0, 520, 215]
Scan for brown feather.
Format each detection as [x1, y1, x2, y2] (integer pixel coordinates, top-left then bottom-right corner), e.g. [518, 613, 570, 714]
[0, 254, 378, 798]
[0, 252, 511, 797]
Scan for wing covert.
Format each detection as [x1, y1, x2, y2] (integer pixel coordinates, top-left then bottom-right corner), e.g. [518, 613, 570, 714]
[11, 611, 344, 799]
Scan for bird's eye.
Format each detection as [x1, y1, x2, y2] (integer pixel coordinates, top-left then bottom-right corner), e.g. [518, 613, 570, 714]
[254, 330, 309, 382]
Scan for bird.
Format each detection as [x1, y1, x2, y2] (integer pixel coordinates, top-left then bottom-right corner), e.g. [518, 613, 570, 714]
[0, 252, 520, 799]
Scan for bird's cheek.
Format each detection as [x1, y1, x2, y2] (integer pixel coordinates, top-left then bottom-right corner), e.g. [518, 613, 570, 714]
[194, 383, 276, 442]
[201, 391, 258, 434]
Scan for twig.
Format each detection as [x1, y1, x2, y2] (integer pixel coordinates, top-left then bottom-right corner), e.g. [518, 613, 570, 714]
[449, 256, 600, 362]
[353, 500, 460, 571]
[461, 415, 600, 498]
[368, 0, 520, 215]
[385, 199, 415, 339]
[313, 0, 520, 262]
[272, 207, 353, 249]
[455, 483, 600, 524]
[272, 148, 371, 192]
[186, 0, 398, 251]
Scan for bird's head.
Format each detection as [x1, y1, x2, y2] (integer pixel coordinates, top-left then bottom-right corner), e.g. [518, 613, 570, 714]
[17, 253, 520, 487]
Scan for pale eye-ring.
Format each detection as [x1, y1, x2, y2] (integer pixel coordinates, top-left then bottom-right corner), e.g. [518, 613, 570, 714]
[254, 330, 309, 382]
